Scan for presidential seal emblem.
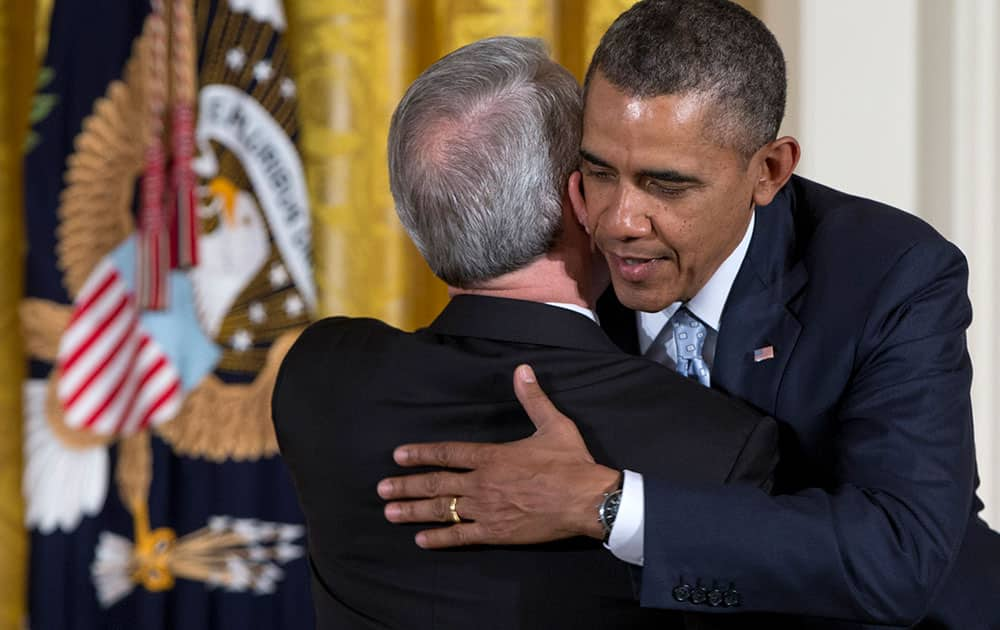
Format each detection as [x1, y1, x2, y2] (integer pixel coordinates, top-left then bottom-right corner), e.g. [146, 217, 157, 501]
[21, 0, 314, 605]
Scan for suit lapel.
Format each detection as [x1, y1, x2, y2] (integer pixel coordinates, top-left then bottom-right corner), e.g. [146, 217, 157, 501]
[712, 269, 805, 415]
[713, 183, 806, 415]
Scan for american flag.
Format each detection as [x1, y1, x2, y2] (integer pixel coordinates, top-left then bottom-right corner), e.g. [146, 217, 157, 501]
[56, 257, 181, 436]
[753, 345, 775, 363]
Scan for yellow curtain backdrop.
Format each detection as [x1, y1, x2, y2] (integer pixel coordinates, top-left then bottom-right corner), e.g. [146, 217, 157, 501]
[0, 0, 36, 627]
[286, 0, 636, 330]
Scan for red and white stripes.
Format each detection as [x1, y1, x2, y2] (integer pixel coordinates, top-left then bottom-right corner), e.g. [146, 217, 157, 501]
[57, 258, 181, 436]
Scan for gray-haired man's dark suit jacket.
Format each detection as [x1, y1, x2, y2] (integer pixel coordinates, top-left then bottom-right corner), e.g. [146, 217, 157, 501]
[272, 295, 778, 629]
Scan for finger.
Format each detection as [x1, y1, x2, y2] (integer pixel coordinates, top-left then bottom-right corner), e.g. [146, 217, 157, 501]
[377, 471, 466, 500]
[415, 522, 487, 549]
[512, 364, 570, 433]
[392, 440, 494, 468]
[384, 495, 473, 524]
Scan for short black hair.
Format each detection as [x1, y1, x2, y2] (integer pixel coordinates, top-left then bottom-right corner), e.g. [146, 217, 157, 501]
[585, 0, 786, 156]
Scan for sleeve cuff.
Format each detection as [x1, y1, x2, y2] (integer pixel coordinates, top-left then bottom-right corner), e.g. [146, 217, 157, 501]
[605, 469, 644, 566]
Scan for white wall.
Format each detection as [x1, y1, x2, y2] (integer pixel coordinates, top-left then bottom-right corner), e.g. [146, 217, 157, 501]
[761, 0, 1000, 526]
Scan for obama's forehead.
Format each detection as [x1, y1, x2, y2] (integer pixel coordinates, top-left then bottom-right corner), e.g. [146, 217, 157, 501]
[582, 85, 728, 172]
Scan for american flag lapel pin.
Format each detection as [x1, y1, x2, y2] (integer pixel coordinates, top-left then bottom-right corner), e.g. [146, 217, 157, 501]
[753, 345, 775, 363]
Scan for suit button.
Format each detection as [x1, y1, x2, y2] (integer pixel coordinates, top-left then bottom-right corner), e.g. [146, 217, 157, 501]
[723, 589, 742, 607]
[672, 584, 692, 602]
[707, 589, 724, 607]
[691, 586, 708, 605]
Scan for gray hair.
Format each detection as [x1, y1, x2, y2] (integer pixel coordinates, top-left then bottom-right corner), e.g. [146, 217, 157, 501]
[585, 0, 786, 157]
[388, 36, 582, 288]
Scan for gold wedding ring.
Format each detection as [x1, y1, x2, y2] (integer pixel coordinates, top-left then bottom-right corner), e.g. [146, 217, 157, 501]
[448, 496, 462, 523]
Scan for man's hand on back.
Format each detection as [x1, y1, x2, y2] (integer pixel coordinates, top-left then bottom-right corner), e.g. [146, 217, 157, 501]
[377, 364, 620, 548]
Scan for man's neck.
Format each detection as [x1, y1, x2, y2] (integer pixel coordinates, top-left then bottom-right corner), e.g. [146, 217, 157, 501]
[449, 256, 594, 310]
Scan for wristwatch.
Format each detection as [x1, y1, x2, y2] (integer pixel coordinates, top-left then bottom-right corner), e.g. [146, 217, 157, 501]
[598, 476, 624, 542]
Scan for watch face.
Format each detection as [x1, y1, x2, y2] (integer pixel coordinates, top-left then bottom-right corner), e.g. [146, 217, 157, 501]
[606, 493, 621, 515]
[600, 489, 622, 533]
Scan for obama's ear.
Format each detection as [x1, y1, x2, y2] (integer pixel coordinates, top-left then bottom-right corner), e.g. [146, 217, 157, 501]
[753, 136, 800, 207]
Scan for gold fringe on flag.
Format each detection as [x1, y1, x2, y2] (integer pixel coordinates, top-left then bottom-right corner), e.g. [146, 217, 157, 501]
[137, 0, 202, 309]
[136, 0, 171, 310]
[169, 0, 199, 269]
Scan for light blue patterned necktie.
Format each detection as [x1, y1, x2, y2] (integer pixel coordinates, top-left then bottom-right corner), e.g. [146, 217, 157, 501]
[672, 307, 710, 387]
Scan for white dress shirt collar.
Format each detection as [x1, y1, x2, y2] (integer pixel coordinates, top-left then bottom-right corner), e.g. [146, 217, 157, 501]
[545, 301, 600, 324]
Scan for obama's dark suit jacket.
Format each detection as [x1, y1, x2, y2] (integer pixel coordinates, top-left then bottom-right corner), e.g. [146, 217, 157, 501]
[598, 176, 1000, 629]
[272, 295, 778, 629]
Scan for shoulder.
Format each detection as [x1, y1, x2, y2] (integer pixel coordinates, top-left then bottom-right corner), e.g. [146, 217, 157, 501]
[793, 176, 952, 252]
[294, 315, 400, 345]
[783, 178, 970, 362]
[280, 316, 401, 369]
[786, 176, 966, 281]
[272, 316, 406, 417]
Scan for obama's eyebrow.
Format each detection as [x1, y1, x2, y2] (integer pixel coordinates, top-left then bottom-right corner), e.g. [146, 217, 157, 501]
[579, 149, 703, 185]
